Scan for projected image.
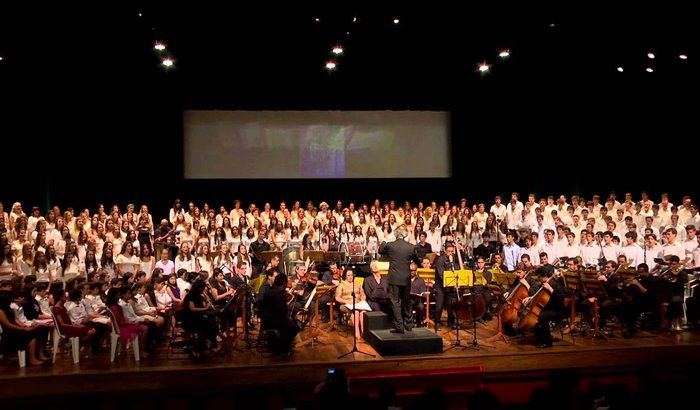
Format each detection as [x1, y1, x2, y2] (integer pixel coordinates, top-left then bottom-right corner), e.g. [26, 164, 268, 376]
[184, 111, 450, 179]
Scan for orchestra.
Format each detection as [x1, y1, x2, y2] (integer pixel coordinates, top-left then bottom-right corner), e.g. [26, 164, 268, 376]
[2, 192, 699, 363]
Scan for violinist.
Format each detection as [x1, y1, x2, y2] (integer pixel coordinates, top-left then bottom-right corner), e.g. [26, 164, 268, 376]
[521, 252, 567, 348]
[260, 274, 299, 356]
[290, 263, 314, 318]
[317, 261, 342, 322]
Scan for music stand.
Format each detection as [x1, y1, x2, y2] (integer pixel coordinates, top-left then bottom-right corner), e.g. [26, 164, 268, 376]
[443, 269, 472, 352]
[297, 285, 337, 348]
[304, 250, 326, 263]
[581, 279, 609, 339]
[486, 284, 509, 344]
[337, 267, 376, 359]
[492, 272, 518, 289]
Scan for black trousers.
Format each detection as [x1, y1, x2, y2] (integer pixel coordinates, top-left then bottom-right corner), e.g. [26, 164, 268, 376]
[389, 283, 412, 331]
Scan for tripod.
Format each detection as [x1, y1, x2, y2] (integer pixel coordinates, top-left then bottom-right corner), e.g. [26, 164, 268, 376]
[338, 266, 375, 359]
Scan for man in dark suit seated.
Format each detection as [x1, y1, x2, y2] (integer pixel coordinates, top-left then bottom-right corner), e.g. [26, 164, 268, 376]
[260, 274, 299, 355]
[379, 225, 419, 333]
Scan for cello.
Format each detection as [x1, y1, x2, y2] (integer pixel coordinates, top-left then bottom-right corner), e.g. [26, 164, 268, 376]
[500, 269, 532, 326]
[514, 271, 559, 333]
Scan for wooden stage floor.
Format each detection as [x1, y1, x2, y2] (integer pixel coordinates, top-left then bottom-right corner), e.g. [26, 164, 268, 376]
[2, 318, 700, 408]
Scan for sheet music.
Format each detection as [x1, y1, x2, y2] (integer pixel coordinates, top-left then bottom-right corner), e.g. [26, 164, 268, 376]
[344, 300, 372, 311]
[304, 286, 318, 310]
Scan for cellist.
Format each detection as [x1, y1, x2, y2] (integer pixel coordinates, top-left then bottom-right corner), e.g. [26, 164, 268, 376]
[501, 263, 539, 336]
[522, 252, 568, 348]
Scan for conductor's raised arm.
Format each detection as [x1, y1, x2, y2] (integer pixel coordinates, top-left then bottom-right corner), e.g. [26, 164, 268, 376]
[378, 241, 388, 255]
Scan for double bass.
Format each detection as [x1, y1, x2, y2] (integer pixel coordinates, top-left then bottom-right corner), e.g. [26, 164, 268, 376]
[514, 272, 558, 333]
[452, 242, 487, 323]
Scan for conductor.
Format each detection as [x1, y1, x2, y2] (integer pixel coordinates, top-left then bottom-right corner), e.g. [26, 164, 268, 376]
[379, 225, 419, 333]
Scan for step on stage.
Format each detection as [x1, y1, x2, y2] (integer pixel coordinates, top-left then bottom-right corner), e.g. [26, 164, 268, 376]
[363, 311, 443, 356]
[2, 316, 700, 409]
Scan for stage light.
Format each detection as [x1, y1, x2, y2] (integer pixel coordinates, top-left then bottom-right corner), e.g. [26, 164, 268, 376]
[646, 67, 653, 73]
[679, 54, 688, 60]
[498, 49, 510, 59]
[477, 62, 491, 75]
[162, 58, 174, 67]
[617, 66, 624, 72]
[332, 46, 344, 55]
[325, 61, 337, 70]
[353, 17, 357, 23]
[0, 56, 3, 61]
[138, 13, 142, 17]
[393, 18, 400, 24]
[647, 52, 655, 59]
[315, 18, 320, 22]
[154, 42, 166, 51]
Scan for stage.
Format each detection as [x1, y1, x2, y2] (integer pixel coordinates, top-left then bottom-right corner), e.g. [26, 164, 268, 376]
[2, 316, 700, 409]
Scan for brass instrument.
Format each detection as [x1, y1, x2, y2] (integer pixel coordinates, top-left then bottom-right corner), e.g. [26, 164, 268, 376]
[659, 261, 688, 283]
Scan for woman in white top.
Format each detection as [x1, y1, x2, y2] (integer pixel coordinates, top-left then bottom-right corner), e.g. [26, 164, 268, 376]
[174, 242, 195, 273]
[270, 220, 288, 251]
[241, 228, 256, 251]
[195, 244, 213, 275]
[116, 241, 140, 277]
[365, 225, 380, 257]
[229, 226, 242, 254]
[153, 277, 172, 309]
[139, 244, 155, 278]
[17, 242, 34, 277]
[231, 244, 252, 277]
[213, 243, 234, 276]
[155, 248, 175, 276]
[61, 248, 81, 280]
[0, 242, 17, 280]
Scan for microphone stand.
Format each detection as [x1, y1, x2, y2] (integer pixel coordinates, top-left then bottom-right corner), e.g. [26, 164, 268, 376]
[338, 264, 375, 359]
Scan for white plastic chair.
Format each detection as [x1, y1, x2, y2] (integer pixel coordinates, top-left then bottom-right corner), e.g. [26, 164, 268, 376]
[0, 323, 26, 368]
[49, 310, 80, 364]
[105, 307, 140, 362]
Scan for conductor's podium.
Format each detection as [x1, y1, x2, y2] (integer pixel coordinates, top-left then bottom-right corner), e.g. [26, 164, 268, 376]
[362, 312, 443, 356]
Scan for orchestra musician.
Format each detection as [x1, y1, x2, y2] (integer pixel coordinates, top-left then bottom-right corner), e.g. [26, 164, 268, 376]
[260, 274, 299, 356]
[526, 265, 567, 348]
[230, 261, 255, 330]
[433, 242, 459, 331]
[409, 261, 427, 327]
[209, 268, 236, 335]
[289, 263, 314, 320]
[473, 256, 495, 320]
[363, 260, 392, 318]
[502, 263, 540, 336]
[662, 255, 689, 331]
[182, 279, 219, 354]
